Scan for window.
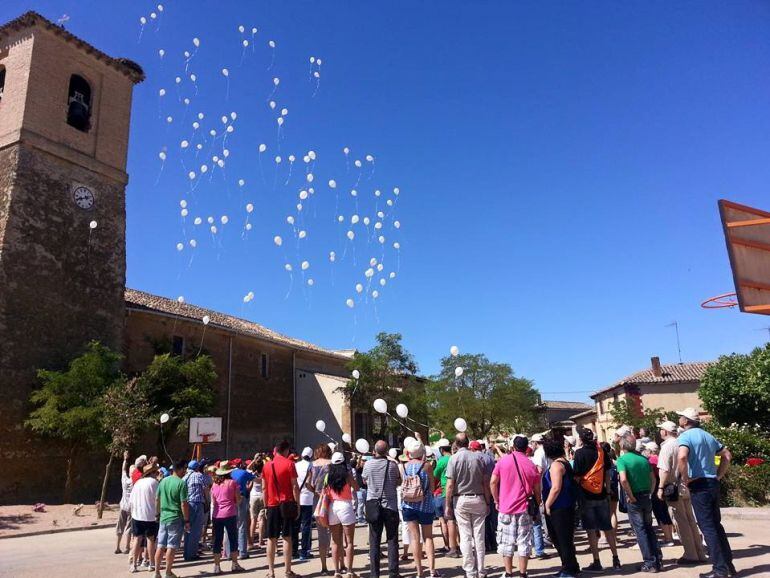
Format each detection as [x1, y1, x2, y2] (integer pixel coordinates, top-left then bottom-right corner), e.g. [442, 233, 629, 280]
[613, 392, 619, 406]
[171, 336, 184, 356]
[260, 353, 270, 379]
[0, 66, 5, 102]
[67, 74, 91, 132]
[597, 399, 603, 415]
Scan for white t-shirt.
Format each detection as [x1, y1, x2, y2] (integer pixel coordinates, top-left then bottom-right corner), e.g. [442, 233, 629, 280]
[295, 459, 315, 506]
[250, 475, 263, 501]
[531, 446, 551, 473]
[130, 477, 159, 522]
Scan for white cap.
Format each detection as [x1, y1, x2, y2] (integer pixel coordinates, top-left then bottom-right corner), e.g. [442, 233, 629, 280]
[406, 438, 425, 458]
[301, 446, 313, 458]
[564, 435, 575, 446]
[658, 420, 677, 433]
[331, 451, 345, 465]
[436, 438, 450, 448]
[676, 407, 700, 422]
[531, 433, 544, 443]
[616, 425, 632, 437]
[644, 441, 659, 452]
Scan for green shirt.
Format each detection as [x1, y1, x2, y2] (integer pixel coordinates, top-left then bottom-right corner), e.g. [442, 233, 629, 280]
[434, 454, 450, 497]
[157, 475, 188, 524]
[616, 451, 652, 494]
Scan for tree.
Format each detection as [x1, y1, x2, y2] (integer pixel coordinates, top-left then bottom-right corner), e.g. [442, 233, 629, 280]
[607, 398, 674, 435]
[136, 353, 218, 444]
[26, 341, 121, 501]
[97, 377, 151, 518]
[700, 344, 770, 431]
[338, 332, 424, 438]
[428, 353, 540, 439]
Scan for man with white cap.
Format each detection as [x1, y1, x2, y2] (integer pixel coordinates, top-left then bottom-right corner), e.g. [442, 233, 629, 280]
[295, 446, 315, 561]
[657, 420, 706, 565]
[677, 408, 735, 578]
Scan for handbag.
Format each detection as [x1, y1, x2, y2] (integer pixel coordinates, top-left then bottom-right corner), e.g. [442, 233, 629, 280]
[365, 459, 391, 524]
[662, 472, 680, 502]
[401, 461, 426, 503]
[512, 451, 539, 517]
[313, 474, 331, 528]
[271, 461, 298, 520]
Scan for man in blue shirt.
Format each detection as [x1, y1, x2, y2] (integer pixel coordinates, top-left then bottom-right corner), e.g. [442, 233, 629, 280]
[676, 408, 734, 578]
[230, 459, 255, 559]
[183, 460, 208, 561]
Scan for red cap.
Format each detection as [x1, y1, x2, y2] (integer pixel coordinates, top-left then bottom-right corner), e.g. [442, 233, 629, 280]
[231, 458, 242, 466]
[469, 440, 481, 451]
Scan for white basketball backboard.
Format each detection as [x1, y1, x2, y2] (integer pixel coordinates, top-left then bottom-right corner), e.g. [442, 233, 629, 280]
[189, 417, 223, 444]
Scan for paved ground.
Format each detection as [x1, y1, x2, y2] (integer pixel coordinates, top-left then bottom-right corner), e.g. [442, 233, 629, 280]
[1, 515, 769, 578]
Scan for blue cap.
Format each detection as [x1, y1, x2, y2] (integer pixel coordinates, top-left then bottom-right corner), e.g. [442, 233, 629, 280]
[188, 460, 199, 470]
[160, 467, 170, 477]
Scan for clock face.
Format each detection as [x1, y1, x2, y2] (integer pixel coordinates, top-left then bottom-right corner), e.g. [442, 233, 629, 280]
[73, 186, 95, 210]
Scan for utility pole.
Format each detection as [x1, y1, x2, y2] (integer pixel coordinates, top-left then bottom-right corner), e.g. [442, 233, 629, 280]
[666, 321, 683, 364]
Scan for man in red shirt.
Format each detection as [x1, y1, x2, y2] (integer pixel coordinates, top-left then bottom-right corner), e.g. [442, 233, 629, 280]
[263, 440, 300, 577]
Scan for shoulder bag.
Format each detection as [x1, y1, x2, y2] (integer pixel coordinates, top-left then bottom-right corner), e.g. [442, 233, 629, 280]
[364, 459, 391, 523]
[512, 452, 539, 518]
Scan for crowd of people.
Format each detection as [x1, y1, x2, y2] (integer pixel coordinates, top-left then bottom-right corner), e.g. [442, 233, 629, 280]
[114, 407, 735, 578]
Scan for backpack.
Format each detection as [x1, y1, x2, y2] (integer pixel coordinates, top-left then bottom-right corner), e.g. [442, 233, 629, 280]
[401, 462, 425, 503]
[579, 443, 605, 495]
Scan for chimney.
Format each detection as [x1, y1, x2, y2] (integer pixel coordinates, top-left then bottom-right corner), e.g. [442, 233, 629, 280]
[651, 356, 663, 378]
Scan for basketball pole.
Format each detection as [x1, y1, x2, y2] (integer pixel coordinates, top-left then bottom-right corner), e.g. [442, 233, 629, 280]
[665, 321, 683, 364]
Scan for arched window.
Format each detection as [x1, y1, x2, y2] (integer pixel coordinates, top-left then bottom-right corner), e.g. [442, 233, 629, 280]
[67, 74, 91, 132]
[0, 66, 6, 102]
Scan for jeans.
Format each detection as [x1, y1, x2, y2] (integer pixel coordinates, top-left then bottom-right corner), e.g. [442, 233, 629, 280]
[184, 502, 205, 560]
[545, 507, 579, 576]
[454, 495, 487, 578]
[356, 488, 367, 523]
[213, 516, 238, 556]
[532, 519, 544, 556]
[368, 506, 400, 578]
[626, 493, 662, 568]
[690, 478, 733, 575]
[299, 505, 314, 557]
[484, 499, 498, 551]
[236, 495, 250, 556]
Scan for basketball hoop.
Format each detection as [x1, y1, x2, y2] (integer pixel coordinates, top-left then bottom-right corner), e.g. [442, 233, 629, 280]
[701, 292, 738, 309]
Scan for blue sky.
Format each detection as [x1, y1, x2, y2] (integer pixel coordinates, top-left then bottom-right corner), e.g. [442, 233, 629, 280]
[5, 1, 770, 401]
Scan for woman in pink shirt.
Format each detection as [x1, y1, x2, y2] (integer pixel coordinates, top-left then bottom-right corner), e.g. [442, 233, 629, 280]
[211, 464, 245, 575]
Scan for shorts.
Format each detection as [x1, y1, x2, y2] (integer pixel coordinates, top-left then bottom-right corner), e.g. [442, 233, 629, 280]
[131, 519, 159, 539]
[116, 509, 132, 536]
[250, 496, 265, 518]
[402, 507, 434, 526]
[328, 499, 356, 526]
[433, 495, 445, 519]
[651, 494, 673, 526]
[157, 518, 184, 549]
[580, 498, 613, 531]
[496, 512, 532, 558]
[266, 506, 294, 538]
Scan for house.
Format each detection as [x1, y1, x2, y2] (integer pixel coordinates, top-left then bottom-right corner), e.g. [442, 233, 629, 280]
[535, 399, 593, 438]
[591, 357, 713, 442]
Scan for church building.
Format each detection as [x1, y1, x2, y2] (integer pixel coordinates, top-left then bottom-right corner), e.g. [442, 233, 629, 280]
[0, 12, 352, 503]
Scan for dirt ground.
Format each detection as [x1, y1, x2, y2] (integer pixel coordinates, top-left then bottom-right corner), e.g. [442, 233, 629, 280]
[0, 503, 118, 538]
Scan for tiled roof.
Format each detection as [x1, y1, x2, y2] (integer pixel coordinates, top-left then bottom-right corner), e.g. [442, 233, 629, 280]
[539, 400, 593, 410]
[0, 11, 145, 83]
[125, 288, 354, 361]
[569, 408, 597, 421]
[591, 361, 713, 398]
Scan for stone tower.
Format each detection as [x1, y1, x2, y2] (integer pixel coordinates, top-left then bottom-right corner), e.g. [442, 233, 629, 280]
[0, 12, 143, 501]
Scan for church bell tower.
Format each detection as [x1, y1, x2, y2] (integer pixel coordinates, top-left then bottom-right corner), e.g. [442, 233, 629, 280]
[0, 12, 143, 500]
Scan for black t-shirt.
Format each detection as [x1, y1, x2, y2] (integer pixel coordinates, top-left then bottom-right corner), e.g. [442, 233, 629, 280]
[573, 444, 610, 500]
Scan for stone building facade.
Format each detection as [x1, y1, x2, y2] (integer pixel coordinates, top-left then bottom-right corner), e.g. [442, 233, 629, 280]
[0, 13, 352, 503]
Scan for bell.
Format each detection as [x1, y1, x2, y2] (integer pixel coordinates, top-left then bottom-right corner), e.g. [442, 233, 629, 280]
[67, 99, 90, 131]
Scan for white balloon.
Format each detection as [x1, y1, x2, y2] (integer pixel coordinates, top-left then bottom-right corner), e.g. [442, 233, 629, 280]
[298, 230, 307, 239]
[379, 278, 386, 286]
[246, 203, 254, 213]
[355, 283, 363, 294]
[299, 190, 309, 200]
[342, 433, 352, 444]
[389, 272, 396, 279]
[176, 242, 184, 251]
[306, 173, 314, 183]
[352, 369, 360, 380]
[285, 264, 293, 272]
[365, 268, 374, 278]
[394, 220, 401, 229]
[238, 24, 245, 33]
[177, 296, 185, 304]
[450, 345, 460, 357]
[354, 159, 362, 168]
[222, 68, 229, 77]
[350, 189, 358, 197]
[243, 39, 249, 47]
[277, 117, 284, 127]
[159, 88, 166, 96]
[202, 315, 210, 325]
[210, 225, 217, 234]
[269, 40, 276, 48]
[337, 216, 345, 223]
[363, 217, 371, 226]
[315, 420, 326, 433]
[393, 187, 401, 195]
[287, 216, 295, 225]
[346, 230, 355, 241]
[245, 223, 252, 231]
[275, 156, 282, 164]
[396, 404, 409, 418]
[372, 290, 379, 299]
[269, 101, 276, 110]
[273, 236, 283, 247]
[140, 16, 147, 25]
[273, 77, 280, 86]
[388, 448, 398, 459]
[160, 413, 170, 424]
[369, 258, 378, 266]
[259, 143, 267, 153]
[366, 154, 374, 162]
[455, 366, 464, 377]
[351, 215, 360, 224]
[180, 140, 189, 148]
[89, 220, 98, 230]
[189, 239, 197, 248]
[301, 261, 310, 271]
[328, 179, 337, 189]
[376, 263, 384, 271]
[220, 215, 229, 225]
[393, 242, 401, 250]
[207, 217, 214, 224]
[355, 439, 370, 454]
[193, 37, 200, 47]
[194, 217, 202, 225]
[329, 251, 336, 262]
[454, 417, 467, 432]
[373, 398, 387, 414]
[307, 278, 314, 286]
[403, 436, 417, 450]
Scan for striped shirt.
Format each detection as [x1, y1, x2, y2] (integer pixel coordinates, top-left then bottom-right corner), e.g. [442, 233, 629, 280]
[362, 457, 400, 511]
[185, 470, 207, 504]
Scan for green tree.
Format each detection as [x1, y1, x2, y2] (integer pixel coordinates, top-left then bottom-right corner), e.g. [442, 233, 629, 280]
[700, 344, 770, 431]
[607, 398, 675, 435]
[136, 353, 218, 442]
[26, 341, 121, 501]
[97, 377, 152, 518]
[338, 332, 424, 438]
[428, 353, 540, 439]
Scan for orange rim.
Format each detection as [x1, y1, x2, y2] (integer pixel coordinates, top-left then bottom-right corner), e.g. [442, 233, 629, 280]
[701, 292, 738, 309]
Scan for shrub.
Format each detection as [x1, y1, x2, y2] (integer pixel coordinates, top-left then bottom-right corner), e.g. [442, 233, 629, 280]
[719, 463, 770, 507]
[703, 422, 770, 464]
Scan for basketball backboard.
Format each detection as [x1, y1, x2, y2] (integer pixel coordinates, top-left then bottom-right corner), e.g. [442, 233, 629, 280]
[717, 199, 770, 315]
[189, 417, 223, 444]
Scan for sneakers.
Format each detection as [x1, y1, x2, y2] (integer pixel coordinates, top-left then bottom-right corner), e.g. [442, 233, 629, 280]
[612, 556, 621, 570]
[446, 549, 461, 559]
[639, 565, 658, 573]
[582, 561, 603, 574]
[128, 563, 137, 573]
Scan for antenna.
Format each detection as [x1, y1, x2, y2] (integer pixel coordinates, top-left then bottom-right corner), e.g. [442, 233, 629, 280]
[665, 321, 683, 364]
